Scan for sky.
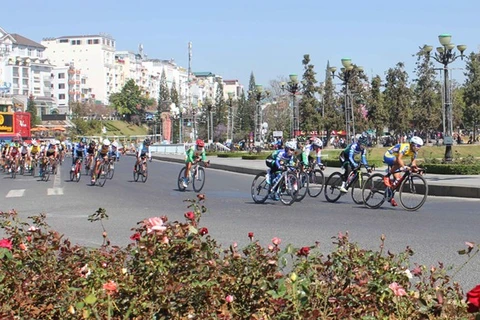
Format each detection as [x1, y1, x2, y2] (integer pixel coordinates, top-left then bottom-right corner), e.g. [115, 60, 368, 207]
[1, 0, 477, 88]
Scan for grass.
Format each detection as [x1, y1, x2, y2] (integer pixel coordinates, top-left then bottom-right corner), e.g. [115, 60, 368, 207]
[103, 120, 148, 137]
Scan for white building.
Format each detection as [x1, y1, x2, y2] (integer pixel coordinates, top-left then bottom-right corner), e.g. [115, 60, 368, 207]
[41, 34, 116, 105]
[114, 50, 142, 92]
[0, 27, 55, 114]
[51, 62, 90, 113]
[223, 79, 243, 100]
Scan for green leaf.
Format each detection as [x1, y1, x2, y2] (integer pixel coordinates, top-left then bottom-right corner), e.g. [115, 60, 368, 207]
[76, 301, 85, 309]
[84, 294, 97, 305]
[4, 250, 12, 260]
[280, 256, 288, 267]
[188, 225, 198, 234]
[285, 244, 294, 254]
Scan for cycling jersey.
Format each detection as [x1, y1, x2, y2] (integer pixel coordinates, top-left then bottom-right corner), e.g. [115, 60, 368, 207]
[185, 145, 204, 163]
[98, 144, 110, 156]
[31, 146, 40, 154]
[301, 143, 322, 166]
[340, 143, 368, 168]
[384, 143, 417, 166]
[268, 149, 295, 168]
[46, 144, 56, 153]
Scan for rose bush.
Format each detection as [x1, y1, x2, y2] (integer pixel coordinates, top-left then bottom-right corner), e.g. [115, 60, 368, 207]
[0, 194, 478, 319]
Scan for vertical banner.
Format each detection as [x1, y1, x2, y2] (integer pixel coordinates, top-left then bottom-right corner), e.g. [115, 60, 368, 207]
[14, 112, 31, 138]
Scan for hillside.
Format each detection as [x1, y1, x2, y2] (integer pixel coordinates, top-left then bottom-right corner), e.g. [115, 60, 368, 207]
[103, 120, 148, 136]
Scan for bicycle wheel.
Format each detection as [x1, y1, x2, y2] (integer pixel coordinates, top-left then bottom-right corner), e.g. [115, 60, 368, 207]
[177, 167, 187, 191]
[140, 163, 148, 183]
[31, 162, 36, 177]
[279, 172, 298, 205]
[133, 164, 140, 182]
[399, 173, 428, 211]
[295, 171, 309, 202]
[362, 173, 387, 209]
[44, 165, 51, 182]
[308, 169, 324, 197]
[193, 167, 205, 192]
[107, 163, 115, 179]
[19, 162, 24, 175]
[324, 172, 343, 203]
[251, 172, 270, 204]
[69, 170, 75, 181]
[11, 164, 16, 179]
[75, 168, 81, 182]
[97, 163, 108, 187]
[351, 173, 369, 205]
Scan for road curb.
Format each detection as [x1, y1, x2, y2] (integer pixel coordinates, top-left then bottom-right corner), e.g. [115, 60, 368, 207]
[150, 155, 480, 199]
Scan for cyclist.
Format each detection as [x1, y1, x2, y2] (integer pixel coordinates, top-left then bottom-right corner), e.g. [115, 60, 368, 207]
[19, 142, 30, 171]
[300, 137, 324, 169]
[71, 138, 87, 171]
[7, 142, 20, 173]
[338, 134, 371, 193]
[265, 140, 296, 183]
[134, 138, 151, 173]
[383, 136, 424, 207]
[30, 140, 40, 166]
[182, 139, 209, 188]
[111, 140, 120, 161]
[91, 139, 111, 184]
[85, 140, 97, 171]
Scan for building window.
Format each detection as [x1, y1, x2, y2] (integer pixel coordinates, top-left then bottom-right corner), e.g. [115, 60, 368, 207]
[59, 39, 68, 43]
[37, 51, 43, 58]
[58, 83, 65, 89]
[58, 73, 65, 79]
[59, 94, 65, 100]
[71, 40, 81, 45]
[93, 39, 99, 44]
[22, 68, 29, 77]
[28, 49, 33, 57]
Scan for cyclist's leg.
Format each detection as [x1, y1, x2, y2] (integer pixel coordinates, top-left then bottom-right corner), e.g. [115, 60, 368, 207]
[185, 161, 192, 179]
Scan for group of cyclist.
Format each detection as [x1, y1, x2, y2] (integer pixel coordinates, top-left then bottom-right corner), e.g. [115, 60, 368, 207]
[263, 133, 424, 207]
[0, 139, 67, 175]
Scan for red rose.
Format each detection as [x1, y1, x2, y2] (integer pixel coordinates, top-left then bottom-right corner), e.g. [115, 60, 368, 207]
[130, 233, 141, 241]
[297, 246, 310, 256]
[199, 227, 208, 236]
[185, 211, 196, 221]
[248, 232, 254, 240]
[0, 238, 12, 250]
[467, 284, 480, 313]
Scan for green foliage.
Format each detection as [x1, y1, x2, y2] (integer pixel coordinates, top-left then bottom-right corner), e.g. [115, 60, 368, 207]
[412, 47, 442, 135]
[242, 153, 270, 160]
[214, 80, 226, 139]
[463, 52, 480, 141]
[384, 62, 413, 134]
[367, 75, 389, 143]
[321, 61, 342, 147]
[0, 203, 473, 319]
[26, 95, 39, 127]
[243, 72, 257, 133]
[299, 54, 321, 133]
[216, 153, 243, 158]
[420, 163, 480, 174]
[109, 79, 152, 122]
[158, 69, 170, 113]
[71, 118, 102, 136]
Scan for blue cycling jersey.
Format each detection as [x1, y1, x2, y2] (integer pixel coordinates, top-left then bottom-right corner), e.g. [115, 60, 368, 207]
[271, 149, 295, 167]
[343, 143, 368, 167]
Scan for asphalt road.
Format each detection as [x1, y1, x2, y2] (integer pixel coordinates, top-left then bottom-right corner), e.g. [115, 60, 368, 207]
[1, 155, 479, 291]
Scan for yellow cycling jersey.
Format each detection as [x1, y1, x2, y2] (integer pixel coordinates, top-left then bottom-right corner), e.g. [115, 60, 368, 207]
[385, 143, 417, 159]
[31, 146, 40, 154]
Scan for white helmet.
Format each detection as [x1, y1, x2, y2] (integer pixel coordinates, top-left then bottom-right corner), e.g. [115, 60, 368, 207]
[112, 141, 118, 148]
[103, 139, 111, 146]
[55, 140, 60, 145]
[50, 139, 56, 145]
[312, 138, 323, 148]
[285, 141, 296, 150]
[410, 136, 423, 146]
[32, 140, 38, 146]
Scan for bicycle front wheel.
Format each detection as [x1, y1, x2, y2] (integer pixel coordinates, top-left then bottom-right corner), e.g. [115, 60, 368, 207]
[279, 172, 298, 205]
[362, 173, 387, 209]
[351, 173, 369, 205]
[324, 172, 343, 203]
[97, 164, 108, 187]
[193, 167, 205, 192]
[177, 167, 187, 191]
[251, 172, 269, 204]
[399, 173, 428, 211]
[307, 169, 324, 197]
[141, 163, 148, 183]
[295, 171, 309, 202]
[107, 164, 115, 179]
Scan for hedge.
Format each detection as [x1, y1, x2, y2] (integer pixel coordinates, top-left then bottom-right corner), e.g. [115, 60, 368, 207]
[420, 163, 480, 175]
[216, 153, 244, 158]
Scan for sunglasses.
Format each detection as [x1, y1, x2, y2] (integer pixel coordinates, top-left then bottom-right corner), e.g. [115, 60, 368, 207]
[413, 144, 422, 148]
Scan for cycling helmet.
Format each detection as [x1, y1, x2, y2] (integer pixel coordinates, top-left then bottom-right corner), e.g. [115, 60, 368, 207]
[55, 140, 60, 145]
[144, 138, 151, 146]
[312, 138, 323, 148]
[358, 136, 368, 146]
[196, 139, 205, 147]
[112, 141, 118, 148]
[103, 139, 111, 146]
[32, 140, 38, 146]
[9, 142, 15, 147]
[81, 137, 87, 143]
[285, 141, 296, 150]
[410, 136, 424, 147]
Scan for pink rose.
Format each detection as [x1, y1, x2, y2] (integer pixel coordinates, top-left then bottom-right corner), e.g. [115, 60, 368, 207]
[19, 243, 27, 251]
[225, 295, 234, 303]
[0, 238, 12, 250]
[162, 236, 169, 244]
[102, 280, 118, 295]
[272, 237, 281, 246]
[144, 217, 167, 234]
[389, 282, 407, 297]
[130, 233, 141, 241]
[184, 211, 196, 221]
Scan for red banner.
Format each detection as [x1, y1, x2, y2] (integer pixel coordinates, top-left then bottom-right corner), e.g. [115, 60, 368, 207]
[14, 112, 31, 138]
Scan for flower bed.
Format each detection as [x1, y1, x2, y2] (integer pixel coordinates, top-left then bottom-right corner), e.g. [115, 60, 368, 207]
[0, 197, 479, 319]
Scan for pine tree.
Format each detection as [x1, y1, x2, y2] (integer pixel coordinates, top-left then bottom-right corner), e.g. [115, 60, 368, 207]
[383, 62, 413, 135]
[366, 75, 388, 144]
[244, 72, 256, 134]
[299, 54, 321, 133]
[214, 81, 226, 140]
[170, 78, 180, 140]
[321, 61, 342, 146]
[462, 52, 480, 141]
[236, 91, 248, 136]
[158, 69, 170, 112]
[26, 94, 37, 127]
[412, 47, 441, 141]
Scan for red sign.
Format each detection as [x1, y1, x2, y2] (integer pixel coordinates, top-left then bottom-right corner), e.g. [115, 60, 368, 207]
[14, 112, 31, 138]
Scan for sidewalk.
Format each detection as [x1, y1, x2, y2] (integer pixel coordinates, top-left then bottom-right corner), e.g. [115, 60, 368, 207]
[150, 153, 480, 199]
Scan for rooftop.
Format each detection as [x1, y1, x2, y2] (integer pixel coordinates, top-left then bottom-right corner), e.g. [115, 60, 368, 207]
[11, 33, 45, 49]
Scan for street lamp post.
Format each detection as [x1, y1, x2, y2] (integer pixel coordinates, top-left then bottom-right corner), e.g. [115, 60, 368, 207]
[423, 34, 467, 162]
[227, 92, 235, 141]
[329, 58, 363, 141]
[249, 84, 270, 145]
[281, 74, 302, 138]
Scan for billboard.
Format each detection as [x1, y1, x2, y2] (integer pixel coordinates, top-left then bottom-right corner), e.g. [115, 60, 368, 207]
[0, 112, 14, 133]
[14, 112, 31, 138]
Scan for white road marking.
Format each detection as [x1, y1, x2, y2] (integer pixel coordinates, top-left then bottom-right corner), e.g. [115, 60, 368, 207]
[47, 188, 64, 195]
[6, 189, 26, 198]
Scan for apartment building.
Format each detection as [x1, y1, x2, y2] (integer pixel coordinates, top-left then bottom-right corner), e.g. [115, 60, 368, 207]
[0, 26, 54, 113]
[51, 62, 90, 112]
[114, 50, 142, 92]
[223, 79, 244, 100]
[41, 34, 116, 105]
[141, 59, 189, 103]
